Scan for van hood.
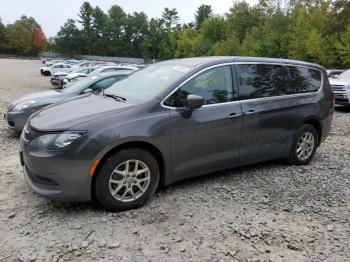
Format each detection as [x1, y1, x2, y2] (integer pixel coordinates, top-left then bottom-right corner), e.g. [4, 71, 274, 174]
[29, 94, 132, 131]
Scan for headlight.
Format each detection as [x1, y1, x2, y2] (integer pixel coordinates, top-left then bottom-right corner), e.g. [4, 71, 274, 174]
[30, 132, 84, 150]
[13, 100, 36, 111]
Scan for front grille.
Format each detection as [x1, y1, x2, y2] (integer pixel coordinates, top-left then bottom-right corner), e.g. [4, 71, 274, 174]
[23, 125, 43, 141]
[331, 85, 346, 91]
[335, 93, 347, 99]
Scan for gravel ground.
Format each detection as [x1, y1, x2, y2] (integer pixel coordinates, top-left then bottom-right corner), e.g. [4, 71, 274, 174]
[0, 58, 349, 262]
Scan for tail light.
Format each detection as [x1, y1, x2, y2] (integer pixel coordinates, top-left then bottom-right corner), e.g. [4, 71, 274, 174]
[331, 91, 336, 100]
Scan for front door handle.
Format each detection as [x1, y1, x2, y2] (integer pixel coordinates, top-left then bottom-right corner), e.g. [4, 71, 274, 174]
[226, 113, 243, 119]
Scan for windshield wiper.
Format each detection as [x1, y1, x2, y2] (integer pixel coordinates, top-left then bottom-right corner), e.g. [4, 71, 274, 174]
[104, 93, 127, 102]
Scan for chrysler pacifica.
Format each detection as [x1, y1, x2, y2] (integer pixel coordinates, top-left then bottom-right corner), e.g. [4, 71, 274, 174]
[20, 57, 334, 212]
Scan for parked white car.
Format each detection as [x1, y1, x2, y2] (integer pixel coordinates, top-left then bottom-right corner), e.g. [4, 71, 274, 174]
[51, 67, 96, 87]
[40, 63, 72, 76]
[330, 69, 350, 107]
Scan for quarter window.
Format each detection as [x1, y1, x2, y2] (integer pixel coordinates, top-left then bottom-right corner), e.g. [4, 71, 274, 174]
[288, 66, 321, 93]
[164, 65, 234, 107]
[237, 64, 292, 100]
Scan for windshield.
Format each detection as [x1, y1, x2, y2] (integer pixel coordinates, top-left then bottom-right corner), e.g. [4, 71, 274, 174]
[337, 69, 350, 80]
[105, 63, 192, 101]
[61, 76, 100, 94]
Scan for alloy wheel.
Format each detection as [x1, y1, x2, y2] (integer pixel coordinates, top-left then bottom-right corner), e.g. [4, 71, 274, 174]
[296, 132, 315, 161]
[108, 159, 151, 202]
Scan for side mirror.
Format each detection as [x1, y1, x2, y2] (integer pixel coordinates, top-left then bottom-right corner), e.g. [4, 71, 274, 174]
[182, 94, 204, 111]
[181, 94, 204, 118]
[82, 88, 93, 94]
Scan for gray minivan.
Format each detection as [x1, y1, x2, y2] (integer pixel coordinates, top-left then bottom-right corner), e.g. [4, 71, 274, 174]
[20, 57, 334, 212]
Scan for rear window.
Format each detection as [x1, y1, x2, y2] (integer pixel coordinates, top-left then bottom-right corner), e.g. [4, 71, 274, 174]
[237, 64, 292, 100]
[237, 64, 321, 100]
[288, 66, 321, 93]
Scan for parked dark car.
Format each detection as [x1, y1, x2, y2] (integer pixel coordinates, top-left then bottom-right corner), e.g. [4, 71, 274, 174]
[5, 72, 130, 131]
[20, 57, 334, 212]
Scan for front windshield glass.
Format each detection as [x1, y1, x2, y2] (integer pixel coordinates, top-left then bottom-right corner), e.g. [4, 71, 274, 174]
[61, 76, 100, 94]
[337, 69, 350, 80]
[105, 63, 192, 101]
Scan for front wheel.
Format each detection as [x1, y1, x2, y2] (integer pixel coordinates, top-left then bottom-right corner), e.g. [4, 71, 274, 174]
[287, 124, 319, 165]
[94, 148, 160, 212]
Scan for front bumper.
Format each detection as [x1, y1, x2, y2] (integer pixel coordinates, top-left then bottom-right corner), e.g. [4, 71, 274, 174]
[20, 132, 93, 201]
[4, 110, 31, 131]
[51, 76, 65, 87]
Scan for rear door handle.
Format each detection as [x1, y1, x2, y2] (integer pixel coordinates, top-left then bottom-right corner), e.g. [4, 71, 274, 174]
[244, 109, 257, 116]
[226, 113, 243, 119]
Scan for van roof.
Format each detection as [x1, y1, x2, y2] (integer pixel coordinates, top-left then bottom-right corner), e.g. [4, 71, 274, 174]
[161, 56, 323, 70]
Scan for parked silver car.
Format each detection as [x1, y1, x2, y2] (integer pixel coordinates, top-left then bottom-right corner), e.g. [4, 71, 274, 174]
[5, 72, 130, 131]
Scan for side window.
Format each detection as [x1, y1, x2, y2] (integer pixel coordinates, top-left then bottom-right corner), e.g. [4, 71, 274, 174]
[164, 65, 234, 107]
[236, 64, 292, 100]
[288, 66, 321, 93]
[80, 69, 89, 74]
[89, 76, 123, 91]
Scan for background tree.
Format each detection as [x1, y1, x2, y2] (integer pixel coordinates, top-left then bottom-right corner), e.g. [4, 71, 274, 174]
[55, 19, 84, 56]
[195, 5, 213, 29]
[106, 5, 127, 56]
[32, 28, 47, 55]
[0, 19, 7, 52]
[78, 2, 94, 54]
[4, 0, 350, 68]
[335, 24, 350, 65]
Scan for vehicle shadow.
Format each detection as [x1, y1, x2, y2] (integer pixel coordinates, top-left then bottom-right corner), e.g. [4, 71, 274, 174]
[334, 105, 350, 113]
[44, 159, 284, 214]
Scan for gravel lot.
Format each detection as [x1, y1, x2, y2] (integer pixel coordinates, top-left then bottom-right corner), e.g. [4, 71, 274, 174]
[0, 58, 349, 262]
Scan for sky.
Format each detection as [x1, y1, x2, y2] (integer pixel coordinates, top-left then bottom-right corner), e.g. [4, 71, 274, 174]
[0, 0, 258, 37]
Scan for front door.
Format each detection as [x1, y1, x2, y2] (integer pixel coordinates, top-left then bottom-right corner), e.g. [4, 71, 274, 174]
[164, 65, 243, 180]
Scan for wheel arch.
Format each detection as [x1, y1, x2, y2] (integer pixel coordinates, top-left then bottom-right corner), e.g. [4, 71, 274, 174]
[302, 117, 322, 146]
[91, 141, 167, 197]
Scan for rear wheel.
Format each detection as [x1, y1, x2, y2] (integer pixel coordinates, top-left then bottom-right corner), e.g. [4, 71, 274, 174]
[287, 124, 318, 165]
[94, 148, 159, 212]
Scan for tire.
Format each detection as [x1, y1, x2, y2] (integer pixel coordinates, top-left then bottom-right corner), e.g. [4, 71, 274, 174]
[43, 71, 51, 76]
[287, 124, 319, 165]
[94, 148, 160, 212]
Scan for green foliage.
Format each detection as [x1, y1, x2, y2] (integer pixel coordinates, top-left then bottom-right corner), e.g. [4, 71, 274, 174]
[336, 24, 350, 65]
[78, 2, 94, 54]
[4, 0, 350, 66]
[195, 5, 213, 29]
[162, 8, 179, 30]
[0, 15, 46, 56]
[55, 19, 84, 56]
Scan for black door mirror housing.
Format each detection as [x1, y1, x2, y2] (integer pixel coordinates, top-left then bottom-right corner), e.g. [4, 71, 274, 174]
[182, 94, 204, 111]
[181, 94, 204, 118]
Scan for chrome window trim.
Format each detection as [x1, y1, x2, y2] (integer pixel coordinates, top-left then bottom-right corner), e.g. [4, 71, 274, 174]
[160, 62, 323, 110]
